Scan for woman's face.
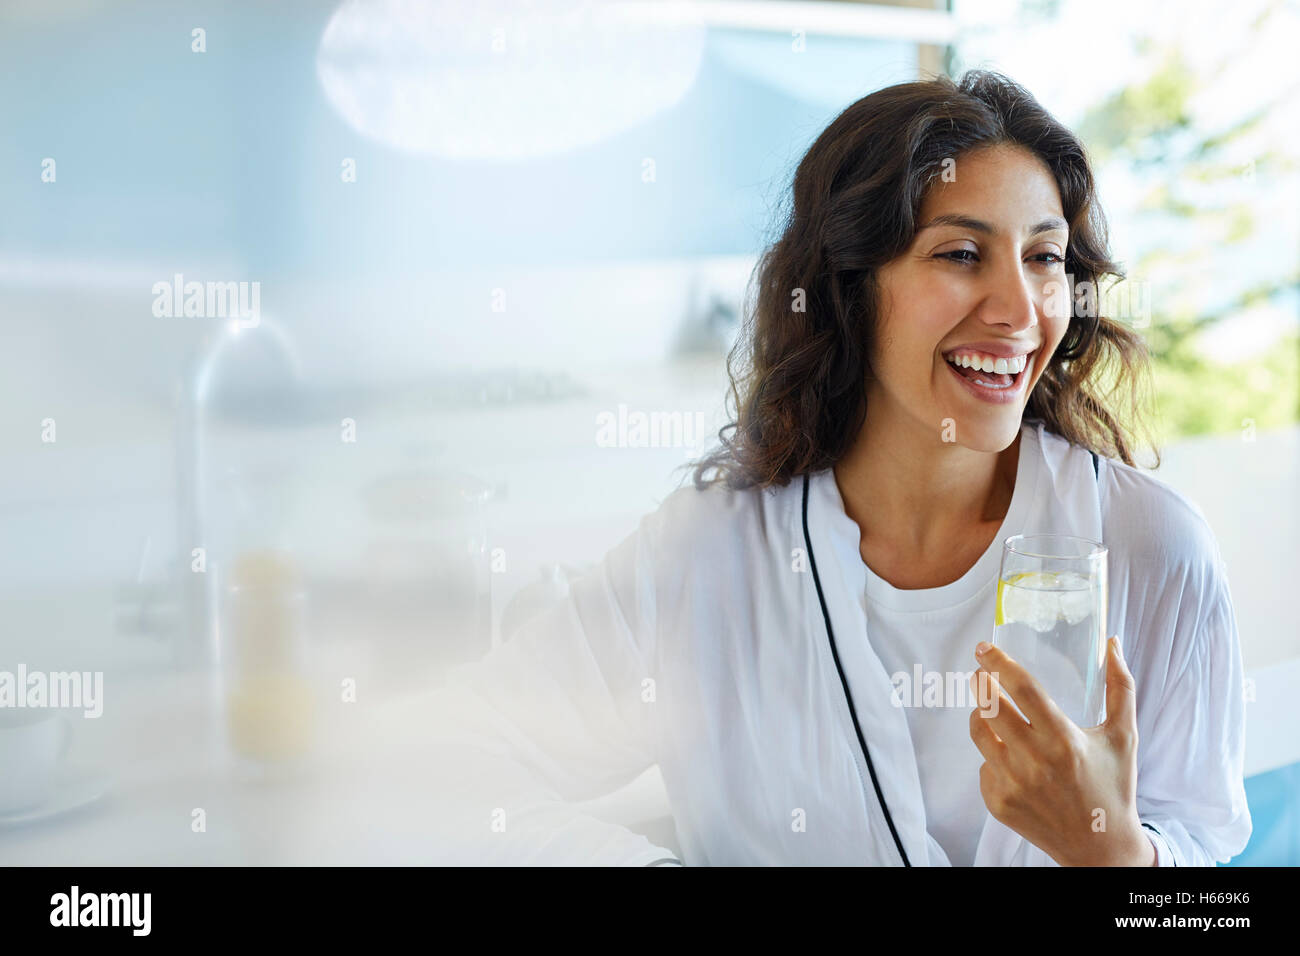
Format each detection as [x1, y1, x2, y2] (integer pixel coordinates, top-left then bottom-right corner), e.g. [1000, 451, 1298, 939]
[868, 144, 1071, 452]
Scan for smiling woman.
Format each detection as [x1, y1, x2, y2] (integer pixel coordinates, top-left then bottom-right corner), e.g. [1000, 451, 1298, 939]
[691, 71, 1159, 492]
[379, 69, 1249, 869]
[663, 70, 1243, 866]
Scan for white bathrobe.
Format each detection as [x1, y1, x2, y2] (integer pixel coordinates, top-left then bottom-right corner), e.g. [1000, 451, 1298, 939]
[376, 420, 1251, 866]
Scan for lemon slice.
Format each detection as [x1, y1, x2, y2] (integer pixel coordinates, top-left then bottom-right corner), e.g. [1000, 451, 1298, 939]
[995, 571, 1042, 627]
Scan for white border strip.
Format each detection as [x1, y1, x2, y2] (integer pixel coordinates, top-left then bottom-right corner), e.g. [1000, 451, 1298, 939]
[613, 0, 957, 44]
[1245, 657, 1300, 777]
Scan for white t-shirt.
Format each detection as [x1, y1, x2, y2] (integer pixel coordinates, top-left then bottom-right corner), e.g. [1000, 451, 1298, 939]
[829, 419, 1245, 866]
[846, 425, 1045, 866]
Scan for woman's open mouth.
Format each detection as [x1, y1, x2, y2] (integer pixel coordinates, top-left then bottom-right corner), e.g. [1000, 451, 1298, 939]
[943, 350, 1035, 405]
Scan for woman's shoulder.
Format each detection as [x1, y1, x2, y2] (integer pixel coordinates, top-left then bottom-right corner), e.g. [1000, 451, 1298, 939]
[1034, 422, 1224, 575]
[641, 472, 796, 559]
[1096, 452, 1226, 578]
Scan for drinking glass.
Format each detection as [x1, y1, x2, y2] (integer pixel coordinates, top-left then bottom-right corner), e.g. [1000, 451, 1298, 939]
[992, 534, 1108, 728]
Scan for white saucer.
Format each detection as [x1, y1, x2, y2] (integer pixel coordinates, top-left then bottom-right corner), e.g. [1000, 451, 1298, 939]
[0, 766, 110, 828]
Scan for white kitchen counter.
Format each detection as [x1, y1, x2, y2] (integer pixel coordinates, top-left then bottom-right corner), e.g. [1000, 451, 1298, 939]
[0, 652, 680, 865]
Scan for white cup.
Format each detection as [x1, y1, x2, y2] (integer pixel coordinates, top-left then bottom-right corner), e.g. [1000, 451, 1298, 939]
[0, 709, 72, 814]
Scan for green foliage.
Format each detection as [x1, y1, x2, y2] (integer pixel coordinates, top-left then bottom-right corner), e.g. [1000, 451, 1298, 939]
[1148, 333, 1298, 445]
[1071, 4, 1300, 442]
[1077, 53, 1197, 166]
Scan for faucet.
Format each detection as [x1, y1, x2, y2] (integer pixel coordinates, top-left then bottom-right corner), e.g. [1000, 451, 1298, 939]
[173, 315, 303, 669]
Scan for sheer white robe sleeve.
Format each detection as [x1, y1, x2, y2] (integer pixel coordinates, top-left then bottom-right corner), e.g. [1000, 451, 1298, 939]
[347, 512, 679, 866]
[1135, 571, 1252, 865]
[1108, 466, 1253, 867]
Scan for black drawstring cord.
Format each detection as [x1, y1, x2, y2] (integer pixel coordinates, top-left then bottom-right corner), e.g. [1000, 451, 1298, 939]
[801, 472, 912, 867]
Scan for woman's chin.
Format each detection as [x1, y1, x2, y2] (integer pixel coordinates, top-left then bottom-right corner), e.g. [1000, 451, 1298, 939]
[935, 413, 1024, 452]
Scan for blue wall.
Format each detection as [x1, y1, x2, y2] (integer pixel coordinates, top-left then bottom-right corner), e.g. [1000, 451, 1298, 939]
[1226, 763, 1300, 866]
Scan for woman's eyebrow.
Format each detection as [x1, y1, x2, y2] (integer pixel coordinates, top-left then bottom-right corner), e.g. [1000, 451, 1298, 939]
[917, 213, 1068, 236]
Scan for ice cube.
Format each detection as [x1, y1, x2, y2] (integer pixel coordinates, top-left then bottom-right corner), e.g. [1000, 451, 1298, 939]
[1001, 571, 1095, 632]
[1045, 571, 1094, 626]
[1026, 597, 1058, 633]
[1002, 574, 1062, 633]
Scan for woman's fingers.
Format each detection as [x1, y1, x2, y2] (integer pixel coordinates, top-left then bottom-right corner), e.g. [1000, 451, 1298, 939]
[968, 665, 1030, 746]
[968, 702, 1007, 764]
[974, 643, 1069, 736]
[1104, 635, 1139, 747]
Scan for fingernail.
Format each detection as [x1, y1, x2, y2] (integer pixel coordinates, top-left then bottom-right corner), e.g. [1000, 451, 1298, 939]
[976, 642, 992, 657]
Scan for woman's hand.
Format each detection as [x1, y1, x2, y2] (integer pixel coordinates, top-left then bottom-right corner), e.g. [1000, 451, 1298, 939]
[967, 636, 1157, 867]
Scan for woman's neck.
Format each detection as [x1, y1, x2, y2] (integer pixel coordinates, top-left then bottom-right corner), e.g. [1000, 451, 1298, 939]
[832, 412, 1021, 574]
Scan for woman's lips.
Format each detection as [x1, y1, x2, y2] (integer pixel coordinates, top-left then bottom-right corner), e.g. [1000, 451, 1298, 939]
[944, 350, 1034, 405]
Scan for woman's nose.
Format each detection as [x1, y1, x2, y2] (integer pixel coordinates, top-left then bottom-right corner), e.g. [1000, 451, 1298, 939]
[977, 258, 1041, 331]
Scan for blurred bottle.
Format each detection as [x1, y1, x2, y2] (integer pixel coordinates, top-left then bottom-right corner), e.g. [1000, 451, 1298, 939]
[221, 549, 315, 766]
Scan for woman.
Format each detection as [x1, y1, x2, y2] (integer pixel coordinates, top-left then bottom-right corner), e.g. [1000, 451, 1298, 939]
[406, 71, 1251, 866]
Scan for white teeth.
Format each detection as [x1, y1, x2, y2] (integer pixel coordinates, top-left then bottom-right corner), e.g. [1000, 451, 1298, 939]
[946, 352, 1029, 374]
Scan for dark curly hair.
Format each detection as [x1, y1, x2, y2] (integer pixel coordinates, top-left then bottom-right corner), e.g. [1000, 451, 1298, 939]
[689, 70, 1160, 491]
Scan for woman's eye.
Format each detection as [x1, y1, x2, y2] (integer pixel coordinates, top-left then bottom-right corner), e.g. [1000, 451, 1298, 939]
[934, 250, 1064, 266]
